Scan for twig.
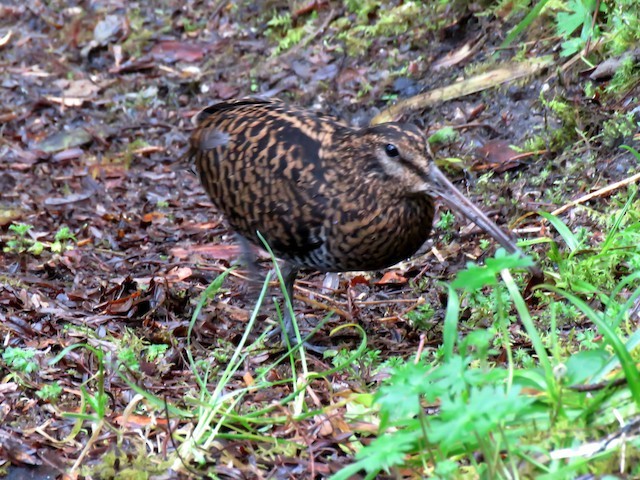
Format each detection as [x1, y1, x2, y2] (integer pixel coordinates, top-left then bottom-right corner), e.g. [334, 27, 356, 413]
[569, 376, 627, 392]
[549, 170, 640, 218]
[294, 293, 351, 320]
[414, 333, 426, 364]
[372, 57, 553, 124]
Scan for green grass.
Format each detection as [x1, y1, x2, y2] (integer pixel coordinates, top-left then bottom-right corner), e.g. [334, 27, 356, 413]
[75, 183, 635, 477]
[14, 2, 638, 476]
[149, 177, 639, 478]
[327, 182, 640, 478]
[34, 172, 635, 478]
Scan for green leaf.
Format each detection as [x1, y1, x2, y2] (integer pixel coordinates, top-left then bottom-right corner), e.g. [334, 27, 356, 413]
[428, 127, 459, 145]
[565, 350, 609, 385]
[28, 241, 44, 255]
[9, 223, 31, 236]
[539, 211, 580, 252]
[354, 426, 421, 473]
[451, 249, 533, 292]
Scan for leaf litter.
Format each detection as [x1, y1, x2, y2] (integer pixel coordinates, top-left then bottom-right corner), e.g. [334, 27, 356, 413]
[0, 0, 638, 478]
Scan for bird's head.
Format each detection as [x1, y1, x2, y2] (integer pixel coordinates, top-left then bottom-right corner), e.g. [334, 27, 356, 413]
[361, 122, 527, 259]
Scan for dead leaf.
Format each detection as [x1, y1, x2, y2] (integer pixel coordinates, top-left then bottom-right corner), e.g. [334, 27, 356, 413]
[43, 190, 94, 206]
[432, 35, 486, 71]
[473, 139, 521, 173]
[104, 292, 140, 314]
[108, 57, 155, 74]
[51, 148, 84, 162]
[35, 128, 93, 153]
[151, 40, 207, 63]
[376, 271, 407, 285]
[0, 30, 12, 48]
[94, 15, 122, 45]
[337, 66, 366, 86]
[316, 415, 334, 436]
[0, 207, 22, 226]
[46, 79, 102, 107]
[114, 414, 169, 428]
[210, 82, 239, 100]
[0, 382, 19, 394]
[109, 267, 193, 286]
[130, 145, 164, 156]
[57, 78, 102, 98]
[349, 275, 369, 287]
[166, 266, 192, 282]
[243, 372, 255, 386]
[141, 211, 165, 223]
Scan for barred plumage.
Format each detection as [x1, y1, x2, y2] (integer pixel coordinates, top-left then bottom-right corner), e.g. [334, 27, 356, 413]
[189, 98, 526, 348]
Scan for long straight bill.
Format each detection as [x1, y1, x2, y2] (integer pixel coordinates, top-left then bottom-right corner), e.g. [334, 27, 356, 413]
[428, 165, 525, 257]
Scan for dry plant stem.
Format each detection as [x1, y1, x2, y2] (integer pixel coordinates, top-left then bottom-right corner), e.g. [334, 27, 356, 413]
[550, 171, 640, 218]
[294, 284, 340, 304]
[584, 0, 602, 53]
[378, 295, 426, 323]
[414, 333, 426, 364]
[356, 298, 425, 305]
[555, 37, 602, 79]
[371, 57, 553, 124]
[294, 293, 352, 320]
[70, 420, 104, 474]
[569, 376, 628, 392]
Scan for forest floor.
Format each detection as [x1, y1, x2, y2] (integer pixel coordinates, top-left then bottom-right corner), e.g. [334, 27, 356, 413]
[1, 1, 639, 479]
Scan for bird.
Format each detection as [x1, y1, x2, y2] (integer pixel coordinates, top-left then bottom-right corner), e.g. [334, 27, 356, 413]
[188, 97, 536, 349]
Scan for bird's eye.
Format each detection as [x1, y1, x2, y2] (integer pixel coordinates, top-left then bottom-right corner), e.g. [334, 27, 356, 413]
[385, 144, 399, 157]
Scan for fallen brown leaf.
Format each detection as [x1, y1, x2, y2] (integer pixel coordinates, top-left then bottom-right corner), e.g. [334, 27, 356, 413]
[473, 139, 521, 173]
[376, 271, 407, 285]
[151, 40, 208, 63]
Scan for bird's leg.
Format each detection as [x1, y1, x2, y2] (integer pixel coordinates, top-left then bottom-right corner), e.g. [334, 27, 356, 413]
[279, 262, 299, 345]
[279, 263, 327, 354]
[236, 234, 263, 296]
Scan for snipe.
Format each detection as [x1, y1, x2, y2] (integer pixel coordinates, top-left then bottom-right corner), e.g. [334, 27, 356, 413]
[189, 98, 534, 348]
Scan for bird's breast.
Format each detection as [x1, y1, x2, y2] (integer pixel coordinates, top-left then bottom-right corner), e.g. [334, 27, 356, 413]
[314, 194, 435, 272]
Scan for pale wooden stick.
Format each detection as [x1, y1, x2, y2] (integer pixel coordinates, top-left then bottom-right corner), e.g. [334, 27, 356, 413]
[550, 171, 640, 217]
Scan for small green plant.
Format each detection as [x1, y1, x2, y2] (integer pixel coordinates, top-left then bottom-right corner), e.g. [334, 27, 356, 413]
[4, 223, 76, 256]
[600, 111, 636, 146]
[3, 346, 38, 373]
[435, 210, 455, 230]
[37, 382, 63, 401]
[181, 17, 204, 33]
[556, 0, 606, 57]
[51, 226, 77, 253]
[118, 348, 140, 371]
[51, 344, 110, 423]
[576, 329, 599, 350]
[265, 11, 315, 55]
[428, 127, 459, 146]
[541, 184, 640, 293]
[146, 344, 168, 361]
[327, 348, 381, 380]
[406, 303, 434, 330]
[3, 223, 44, 255]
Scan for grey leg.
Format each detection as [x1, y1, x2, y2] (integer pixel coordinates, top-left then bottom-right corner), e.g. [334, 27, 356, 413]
[279, 263, 327, 353]
[236, 234, 263, 294]
[279, 262, 299, 345]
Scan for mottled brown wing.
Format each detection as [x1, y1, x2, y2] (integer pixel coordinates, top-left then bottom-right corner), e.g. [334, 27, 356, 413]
[190, 99, 339, 265]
